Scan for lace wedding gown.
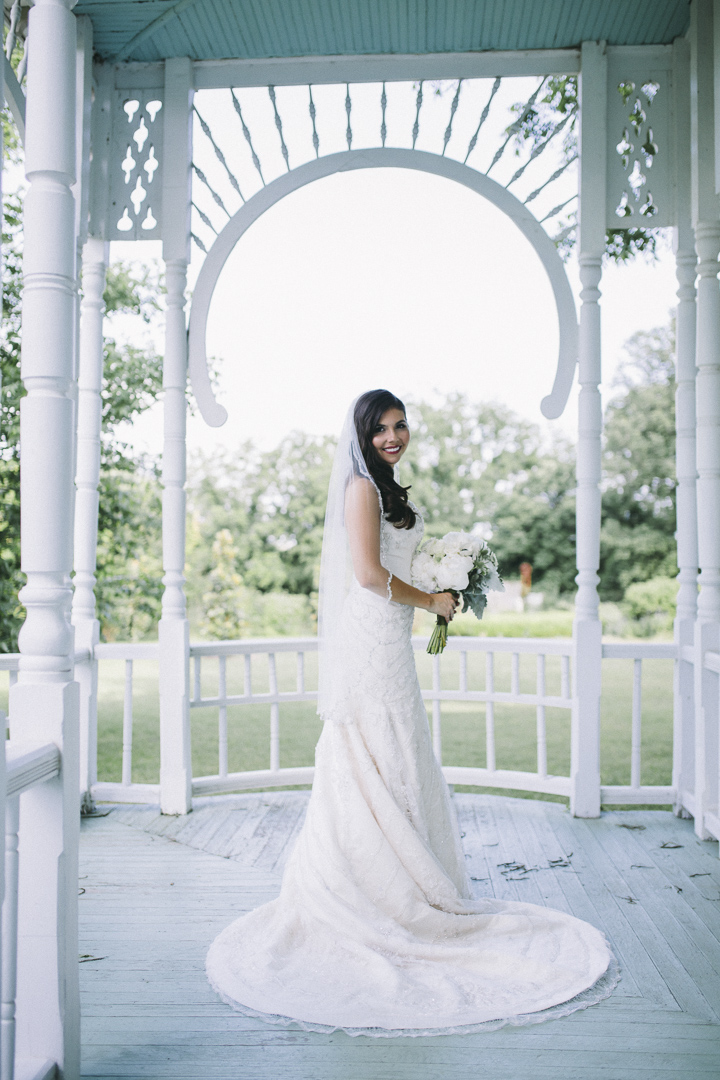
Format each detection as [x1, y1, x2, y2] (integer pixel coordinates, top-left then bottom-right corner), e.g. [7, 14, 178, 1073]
[206, 508, 617, 1036]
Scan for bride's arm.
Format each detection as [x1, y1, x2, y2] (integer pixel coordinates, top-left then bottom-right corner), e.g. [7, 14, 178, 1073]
[344, 479, 457, 620]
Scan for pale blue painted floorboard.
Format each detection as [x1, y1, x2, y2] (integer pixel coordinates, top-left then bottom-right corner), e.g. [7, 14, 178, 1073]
[80, 795, 720, 1079]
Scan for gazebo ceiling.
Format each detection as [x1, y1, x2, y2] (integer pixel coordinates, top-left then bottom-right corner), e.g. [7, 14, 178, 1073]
[73, 0, 691, 64]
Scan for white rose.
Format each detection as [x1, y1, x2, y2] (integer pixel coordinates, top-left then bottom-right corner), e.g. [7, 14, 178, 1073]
[412, 551, 436, 589]
[469, 535, 486, 557]
[435, 553, 474, 591]
[442, 531, 475, 556]
[422, 537, 444, 557]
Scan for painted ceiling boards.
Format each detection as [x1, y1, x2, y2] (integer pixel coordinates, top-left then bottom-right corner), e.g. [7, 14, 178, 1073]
[73, 1, 691, 64]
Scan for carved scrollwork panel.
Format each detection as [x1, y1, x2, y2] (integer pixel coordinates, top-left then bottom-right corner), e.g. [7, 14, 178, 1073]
[108, 91, 164, 241]
[605, 50, 673, 229]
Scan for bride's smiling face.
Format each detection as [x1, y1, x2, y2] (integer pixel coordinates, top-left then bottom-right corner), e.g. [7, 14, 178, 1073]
[372, 408, 410, 465]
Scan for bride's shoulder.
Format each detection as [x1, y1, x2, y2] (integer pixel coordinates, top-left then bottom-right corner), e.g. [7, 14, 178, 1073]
[347, 475, 377, 499]
[346, 476, 381, 518]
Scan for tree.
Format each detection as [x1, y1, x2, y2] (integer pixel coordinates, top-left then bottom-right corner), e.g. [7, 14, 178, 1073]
[600, 323, 676, 598]
[187, 431, 335, 612]
[488, 452, 578, 599]
[402, 395, 546, 535]
[201, 529, 248, 639]
[94, 264, 164, 641]
[402, 395, 577, 598]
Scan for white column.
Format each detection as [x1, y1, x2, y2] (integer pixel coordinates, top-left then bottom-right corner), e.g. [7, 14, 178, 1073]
[2, 796, 19, 1080]
[674, 235, 699, 813]
[72, 238, 107, 811]
[672, 38, 698, 818]
[570, 41, 606, 818]
[9, 0, 81, 1076]
[159, 57, 193, 815]
[691, 0, 720, 842]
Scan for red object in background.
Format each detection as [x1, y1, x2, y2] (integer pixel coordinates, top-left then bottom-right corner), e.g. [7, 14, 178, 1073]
[519, 562, 532, 596]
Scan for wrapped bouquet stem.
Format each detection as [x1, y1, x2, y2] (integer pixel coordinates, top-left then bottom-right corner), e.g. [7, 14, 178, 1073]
[427, 591, 458, 654]
[412, 531, 504, 654]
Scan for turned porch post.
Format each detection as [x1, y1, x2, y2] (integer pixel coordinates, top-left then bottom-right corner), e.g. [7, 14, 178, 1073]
[672, 37, 699, 818]
[690, 0, 720, 841]
[9, 0, 81, 1074]
[159, 57, 193, 815]
[72, 237, 107, 811]
[71, 14, 102, 813]
[570, 41, 606, 818]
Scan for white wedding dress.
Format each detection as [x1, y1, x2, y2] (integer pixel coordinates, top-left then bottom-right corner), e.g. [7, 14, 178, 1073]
[206, 507, 617, 1035]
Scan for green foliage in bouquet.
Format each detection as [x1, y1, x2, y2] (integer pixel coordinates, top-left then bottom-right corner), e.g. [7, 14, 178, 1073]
[460, 564, 491, 622]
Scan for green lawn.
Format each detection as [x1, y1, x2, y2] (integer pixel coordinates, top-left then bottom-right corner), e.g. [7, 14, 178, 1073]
[0, 643, 673, 807]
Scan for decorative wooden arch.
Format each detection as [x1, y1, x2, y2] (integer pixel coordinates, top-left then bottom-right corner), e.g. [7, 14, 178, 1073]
[188, 147, 578, 427]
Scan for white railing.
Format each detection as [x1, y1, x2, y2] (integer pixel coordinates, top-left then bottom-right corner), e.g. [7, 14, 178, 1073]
[0, 657, 18, 692]
[78, 635, 682, 809]
[190, 638, 318, 795]
[2, 735, 61, 1080]
[90, 643, 160, 805]
[419, 637, 573, 798]
[599, 641, 678, 805]
[0, 637, 686, 814]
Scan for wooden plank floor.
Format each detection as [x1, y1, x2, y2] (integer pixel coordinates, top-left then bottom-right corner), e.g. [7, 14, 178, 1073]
[80, 793, 720, 1079]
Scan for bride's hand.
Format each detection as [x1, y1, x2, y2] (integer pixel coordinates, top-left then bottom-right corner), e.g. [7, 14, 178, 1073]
[427, 592, 459, 621]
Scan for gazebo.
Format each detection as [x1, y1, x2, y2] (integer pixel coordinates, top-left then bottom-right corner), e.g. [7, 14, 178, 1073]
[2, 1, 720, 1077]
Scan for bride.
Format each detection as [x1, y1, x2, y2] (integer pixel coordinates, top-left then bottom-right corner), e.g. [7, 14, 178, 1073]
[206, 389, 616, 1035]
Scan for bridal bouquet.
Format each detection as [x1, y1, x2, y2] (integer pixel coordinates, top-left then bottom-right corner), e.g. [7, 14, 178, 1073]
[412, 531, 504, 654]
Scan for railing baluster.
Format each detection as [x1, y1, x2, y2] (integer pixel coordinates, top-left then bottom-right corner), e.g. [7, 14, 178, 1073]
[121, 658, 133, 786]
[193, 655, 202, 704]
[297, 652, 305, 694]
[561, 654, 570, 699]
[268, 653, 280, 771]
[511, 652, 520, 697]
[380, 81, 387, 147]
[345, 83, 352, 149]
[411, 81, 423, 149]
[631, 658, 642, 789]
[464, 76, 501, 163]
[307, 86, 320, 158]
[244, 653, 252, 697]
[536, 654, 547, 778]
[5, 0, 21, 63]
[2, 795, 19, 1080]
[218, 656, 228, 779]
[485, 652, 496, 772]
[268, 86, 290, 170]
[459, 650, 467, 693]
[231, 89, 266, 182]
[431, 654, 442, 762]
[441, 78, 463, 155]
[8, 671, 17, 690]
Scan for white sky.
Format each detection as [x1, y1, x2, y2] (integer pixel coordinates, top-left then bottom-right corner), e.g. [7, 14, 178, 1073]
[107, 77, 678, 456]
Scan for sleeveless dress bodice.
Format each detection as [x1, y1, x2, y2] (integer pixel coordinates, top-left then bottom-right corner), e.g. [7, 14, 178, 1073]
[379, 507, 424, 582]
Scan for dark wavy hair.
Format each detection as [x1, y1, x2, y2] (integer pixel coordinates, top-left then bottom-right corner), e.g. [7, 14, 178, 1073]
[354, 389, 416, 530]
